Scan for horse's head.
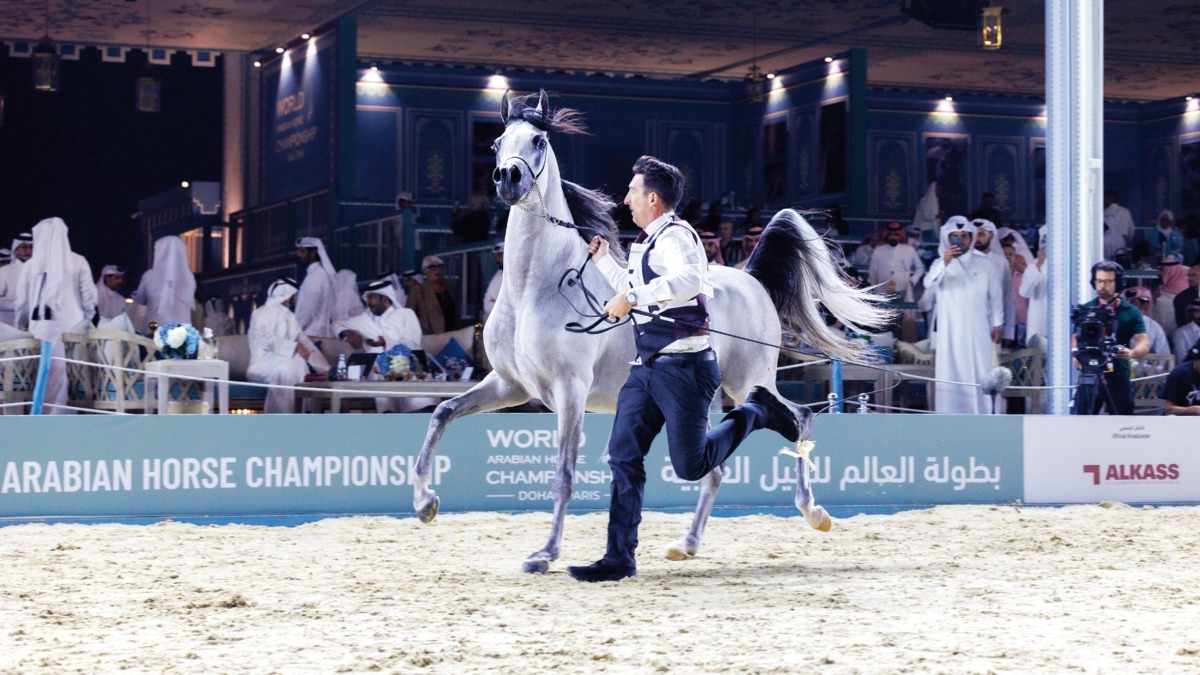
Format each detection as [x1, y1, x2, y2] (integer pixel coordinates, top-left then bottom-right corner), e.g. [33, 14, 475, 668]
[492, 89, 586, 206]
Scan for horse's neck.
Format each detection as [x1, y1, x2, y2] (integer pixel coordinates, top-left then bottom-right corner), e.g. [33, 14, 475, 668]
[503, 169, 585, 296]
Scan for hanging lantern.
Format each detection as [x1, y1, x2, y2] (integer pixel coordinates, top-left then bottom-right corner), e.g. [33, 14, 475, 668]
[32, 35, 61, 92]
[745, 64, 766, 103]
[979, 5, 1003, 50]
[135, 68, 162, 113]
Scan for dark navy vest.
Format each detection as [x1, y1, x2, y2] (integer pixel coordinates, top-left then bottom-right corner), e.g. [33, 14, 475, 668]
[630, 218, 710, 363]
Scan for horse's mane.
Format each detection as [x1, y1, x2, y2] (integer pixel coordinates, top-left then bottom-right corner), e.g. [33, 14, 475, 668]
[562, 180, 625, 266]
[505, 93, 588, 135]
[505, 92, 625, 264]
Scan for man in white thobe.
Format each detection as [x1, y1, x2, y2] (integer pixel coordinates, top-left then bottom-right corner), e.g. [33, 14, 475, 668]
[15, 218, 97, 414]
[924, 217, 1003, 414]
[868, 221, 924, 341]
[134, 235, 196, 332]
[247, 278, 330, 414]
[0, 233, 33, 326]
[95, 265, 128, 320]
[972, 219, 1016, 345]
[294, 236, 337, 338]
[482, 242, 504, 322]
[1019, 226, 1049, 352]
[334, 279, 426, 412]
[1103, 190, 1135, 260]
[911, 182, 941, 242]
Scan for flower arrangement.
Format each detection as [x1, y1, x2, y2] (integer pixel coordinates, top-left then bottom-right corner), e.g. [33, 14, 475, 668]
[374, 344, 425, 381]
[152, 322, 201, 359]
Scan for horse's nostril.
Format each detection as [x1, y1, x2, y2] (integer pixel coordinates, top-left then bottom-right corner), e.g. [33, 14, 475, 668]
[510, 166, 522, 182]
[492, 167, 503, 183]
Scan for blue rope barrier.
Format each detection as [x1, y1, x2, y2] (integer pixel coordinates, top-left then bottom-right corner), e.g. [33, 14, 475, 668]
[30, 340, 53, 416]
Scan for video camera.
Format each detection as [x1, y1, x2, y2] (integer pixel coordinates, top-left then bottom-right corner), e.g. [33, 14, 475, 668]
[1071, 303, 1118, 374]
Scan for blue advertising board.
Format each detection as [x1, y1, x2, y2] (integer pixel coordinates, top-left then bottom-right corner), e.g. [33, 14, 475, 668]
[0, 414, 1022, 521]
[262, 35, 334, 203]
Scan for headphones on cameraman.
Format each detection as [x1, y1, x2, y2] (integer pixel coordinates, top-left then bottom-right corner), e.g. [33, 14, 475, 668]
[1089, 261, 1124, 289]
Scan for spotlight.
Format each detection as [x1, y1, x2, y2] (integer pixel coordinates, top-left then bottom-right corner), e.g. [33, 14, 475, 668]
[824, 56, 833, 63]
[301, 33, 311, 40]
[370, 63, 379, 72]
[1188, 95, 1195, 102]
[944, 94, 954, 101]
[766, 72, 775, 79]
[181, 181, 190, 188]
[275, 47, 284, 54]
[253, 60, 262, 68]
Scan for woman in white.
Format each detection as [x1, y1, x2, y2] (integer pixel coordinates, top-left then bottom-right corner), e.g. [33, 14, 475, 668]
[247, 278, 329, 414]
[134, 235, 195, 331]
[923, 216, 1003, 414]
[15, 218, 97, 414]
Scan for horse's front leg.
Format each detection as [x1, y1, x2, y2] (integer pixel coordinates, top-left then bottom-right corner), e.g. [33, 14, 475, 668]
[788, 402, 831, 532]
[522, 378, 588, 574]
[413, 373, 529, 523]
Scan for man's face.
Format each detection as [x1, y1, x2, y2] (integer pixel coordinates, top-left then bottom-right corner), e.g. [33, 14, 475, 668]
[366, 293, 392, 316]
[1094, 270, 1119, 301]
[296, 247, 317, 265]
[1159, 214, 1174, 229]
[718, 221, 733, 241]
[1191, 306, 1200, 327]
[743, 232, 761, 252]
[424, 262, 444, 282]
[624, 174, 655, 229]
[947, 231, 972, 253]
[1188, 265, 1200, 288]
[1002, 245, 1015, 265]
[15, 243, 31, 262]
[105, 273, 125, 291]
[703, 240, 719, 260]
[283, 295, 297, 311]
[885, 231, 901, 247]
[974, 229, 993, 251]
[495, 251, 504, 270]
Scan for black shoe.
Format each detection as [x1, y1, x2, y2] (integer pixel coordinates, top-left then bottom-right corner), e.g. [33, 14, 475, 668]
[567, 559, 636, 582]
[746, 385, 800, 442]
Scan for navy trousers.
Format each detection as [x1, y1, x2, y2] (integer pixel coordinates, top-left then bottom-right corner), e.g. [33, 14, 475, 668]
[603, 350, 764, 567]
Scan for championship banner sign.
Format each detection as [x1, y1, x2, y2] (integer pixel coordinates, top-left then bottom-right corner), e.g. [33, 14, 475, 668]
[0, 414, 1022, 520]
[262, 34, 333, 203]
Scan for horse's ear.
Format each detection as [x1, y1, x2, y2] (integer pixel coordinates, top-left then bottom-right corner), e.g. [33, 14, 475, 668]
[535, 88, 548, 116]
[500, 90, 511, 124]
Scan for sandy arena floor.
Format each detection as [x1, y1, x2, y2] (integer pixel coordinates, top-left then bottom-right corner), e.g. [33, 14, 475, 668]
[2, 503, 1199, 674]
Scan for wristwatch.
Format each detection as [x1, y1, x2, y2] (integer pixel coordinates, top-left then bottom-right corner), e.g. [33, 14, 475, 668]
[625, 290, 637, 307]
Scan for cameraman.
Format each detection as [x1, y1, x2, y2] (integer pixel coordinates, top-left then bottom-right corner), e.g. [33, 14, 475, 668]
[1073, 261, 1149, 414]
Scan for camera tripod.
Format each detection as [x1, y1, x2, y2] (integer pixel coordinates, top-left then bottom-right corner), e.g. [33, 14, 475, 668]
[1071, 368, 1119, 415]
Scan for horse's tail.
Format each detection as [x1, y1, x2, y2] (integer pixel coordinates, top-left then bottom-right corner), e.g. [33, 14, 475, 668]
[744, 209, 895, 362]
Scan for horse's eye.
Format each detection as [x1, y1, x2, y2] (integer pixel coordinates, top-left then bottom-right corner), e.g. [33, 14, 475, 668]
[535, 136, 547, 149]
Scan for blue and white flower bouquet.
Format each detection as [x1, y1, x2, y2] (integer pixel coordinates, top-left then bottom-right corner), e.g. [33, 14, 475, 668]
[152, 322, 201, 359]
[374, 344, 423, 381]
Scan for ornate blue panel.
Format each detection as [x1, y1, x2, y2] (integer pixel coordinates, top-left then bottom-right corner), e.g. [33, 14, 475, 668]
[1145, 141, 1175, 216]
[979, 136, 1023, 222]
[355, 106, 402, 200]
[734, 120, 759, 205]
[868, 131, 917, 216]
[409, 110, 463, 201]
[659, 122, 714, 203]
[792, 107, 817, 198]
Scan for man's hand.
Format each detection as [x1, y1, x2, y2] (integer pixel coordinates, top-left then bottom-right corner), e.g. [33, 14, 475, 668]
[343, 331, 365, 350]
[295, 343, 311, 359]
[1011, 255, 1028, 274]
[991, 327, 1002, 344]
[943, 245, 961, 265]
[588, 235, 610, 263]
[603, 291, 632, 319]
[366, 336, 385, 348]
[1113, 345, 1133, 361]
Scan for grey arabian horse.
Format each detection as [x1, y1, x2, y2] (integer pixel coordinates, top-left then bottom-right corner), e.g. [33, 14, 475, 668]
[412, 90, 891, 573]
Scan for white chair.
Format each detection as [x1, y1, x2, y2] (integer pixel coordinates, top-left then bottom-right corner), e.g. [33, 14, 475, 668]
[61, 332, 96, 411]
[1132, 353, 1175, 413]
[88, 329, 158, 413]
[0, 337, 41, 415]
[999, 346, 1046, 413]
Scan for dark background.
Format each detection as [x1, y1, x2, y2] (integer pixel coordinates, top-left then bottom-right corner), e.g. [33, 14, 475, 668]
[0, 46, 222, 276]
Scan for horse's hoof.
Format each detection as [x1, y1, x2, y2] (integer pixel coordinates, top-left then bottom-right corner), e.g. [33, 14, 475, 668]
[417, 496, 439, 524]
[522, 558, 550, 574]
[804, 505, 833, 532]
[664, 541, 696, 561]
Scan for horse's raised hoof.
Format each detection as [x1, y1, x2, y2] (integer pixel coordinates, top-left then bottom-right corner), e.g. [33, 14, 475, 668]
[522, 558, 550, 574]
[802, 505, 833, 532]
[417, 496, 439, 524]
[664, 540, 697, 561]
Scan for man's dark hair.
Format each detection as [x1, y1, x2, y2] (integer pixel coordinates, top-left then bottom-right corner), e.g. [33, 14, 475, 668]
[632, 155, 685, 210]
[1090, 260, 1124, 288]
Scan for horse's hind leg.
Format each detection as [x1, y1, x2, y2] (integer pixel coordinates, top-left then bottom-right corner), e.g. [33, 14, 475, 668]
[787, 401, 832, 532]
[413, 373, 529, 524]
[665, 466, 720, 560]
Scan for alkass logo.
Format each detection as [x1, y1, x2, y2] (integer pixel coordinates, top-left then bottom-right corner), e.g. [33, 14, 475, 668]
[1082, 463, 1180, 485]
